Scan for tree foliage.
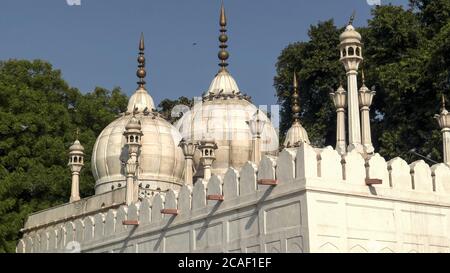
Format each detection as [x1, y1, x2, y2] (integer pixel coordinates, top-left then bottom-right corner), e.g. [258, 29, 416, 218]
[274, 1, 450, 162]
[0, 59, 128, 252]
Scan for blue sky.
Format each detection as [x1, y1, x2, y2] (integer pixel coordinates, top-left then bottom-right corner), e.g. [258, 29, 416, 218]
[0, 0, 409, 107]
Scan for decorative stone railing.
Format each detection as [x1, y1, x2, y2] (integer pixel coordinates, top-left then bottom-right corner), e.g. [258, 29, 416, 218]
[17, 143, 450, 253]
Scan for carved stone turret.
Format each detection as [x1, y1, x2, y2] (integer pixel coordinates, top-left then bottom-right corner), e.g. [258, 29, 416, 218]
[198, 136, 218, 181]
[68, 134, 84, 203]
[123, 113, 143, 205]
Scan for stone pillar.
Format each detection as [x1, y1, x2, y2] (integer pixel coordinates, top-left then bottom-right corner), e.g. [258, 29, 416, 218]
[123, 114, 143, 205]
[359, 79, 376, 155]
[247, 110, 266, 165]
[68, 139, 84, 203]
[339, 24, 364, 153]
[435, 96, 450, 165]
[179, 139, 198, 185]
[330, 85, 347, 155]
[443, 129, 450, 165]
[198, 137, 217, 181]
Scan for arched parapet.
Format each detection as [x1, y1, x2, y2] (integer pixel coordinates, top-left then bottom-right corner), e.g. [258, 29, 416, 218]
[47, 227, 58, 252]
[223, 168, 239, 199]
[16, 239, 25, 253]
[64, 222, 75, 248]
[239, 162, 258, 195]
[128, 202, 139, 222]
[38, 230, 48, 252]
[151, 193, 165, 224]
[387, 157, 412, 190]
[258, 155, 276, 181]
[296, 143, 318, 180]
[178, 185, 192, 215]
[317, 146, 342, 181]
[104, 209, 116, 236]
[410, 160, 433, 192]
[139, 198, 152, 225]
[192, 179, 207, 211]
[207, 175, 223, 206]
[32, 232, 41, 253]
[74, 219, 84, 243]
[164, 190, 178, 220]
[57, 225, 66, 250]
[93, 212, 105, 240]
[367, 154, 390, 188]
[24, 235, 33, 253]
[115, 205, 128, 233]
[431, 164, 450, 194]
[83, 216, 94, 242]
[276, 149, 296, 184]
[342, 150, 366, 185]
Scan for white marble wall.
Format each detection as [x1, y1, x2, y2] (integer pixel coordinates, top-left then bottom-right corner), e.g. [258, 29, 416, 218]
[17, 143, 450, 253]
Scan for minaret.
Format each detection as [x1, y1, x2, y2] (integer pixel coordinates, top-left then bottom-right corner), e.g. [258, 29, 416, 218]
[247, 110, 266, 165]
[358, 70, 376, 155]
[198, 136, 218, 181]
[330, 83, 347, 155]
[123, 111, 143, 205]
[339, 13, 364, 153]
[68, 129, 84, 203]
[435, 95, 450, 165]
[179, 139, 198, 185]
[283, 72, 310, 148]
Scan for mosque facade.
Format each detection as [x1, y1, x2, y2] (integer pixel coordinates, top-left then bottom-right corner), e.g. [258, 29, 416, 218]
[16, 4, 450, 253]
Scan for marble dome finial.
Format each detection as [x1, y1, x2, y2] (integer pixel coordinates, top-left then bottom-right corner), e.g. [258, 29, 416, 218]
[137, 32, 146, 89]
[218, 1, 229, 71]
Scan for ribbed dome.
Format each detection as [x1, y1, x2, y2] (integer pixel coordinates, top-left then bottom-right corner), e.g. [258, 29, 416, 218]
[283, 121, 310, 148]
[176, 4, 278, 177]
[127, 87, 155, 113]
[339, 24, 362, 43]
[91, 34, 184, 194]
[125, 115, 142, 131]
[175, 93, 279, 177]
[205, 70, 240, 96]
[69, 140, 84, 152]
[92, 113, 185, 194]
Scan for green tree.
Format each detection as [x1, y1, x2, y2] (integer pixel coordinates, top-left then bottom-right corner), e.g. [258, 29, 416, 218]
[157, 96, 193, 124]
[274, 20, 342, 146]
[0, 59, 128, 252]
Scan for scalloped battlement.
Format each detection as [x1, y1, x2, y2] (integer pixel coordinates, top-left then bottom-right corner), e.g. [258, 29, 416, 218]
[17, 143, 450, 253]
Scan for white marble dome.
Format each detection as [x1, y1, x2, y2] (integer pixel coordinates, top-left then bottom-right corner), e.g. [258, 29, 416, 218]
[284, 121, 310, 148]
[175, 70, 279, 177]
[339, 24, 362, 43]
[92, 88, 185, 194]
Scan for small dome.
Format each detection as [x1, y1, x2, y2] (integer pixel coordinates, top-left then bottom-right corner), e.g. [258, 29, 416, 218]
[205, 70, 240, 96]
[69, 140, 84, 152]
[283, 121, 310, 148]
[127, 87, 155, 113]
[339, 24, 362, 43]
[125, 115, 142, 131]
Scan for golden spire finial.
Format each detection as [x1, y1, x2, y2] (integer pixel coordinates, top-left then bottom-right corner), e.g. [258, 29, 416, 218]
[349, 10, 356, 25]
[361, 69, 366, 85]
[220, 1, 226, 27]
[218, 1, 229, 71]
[292, 72, 300, 123]
[137, 32, 147, 88]
[442, 94, 447, 112]
[293, 71, 298, 89]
